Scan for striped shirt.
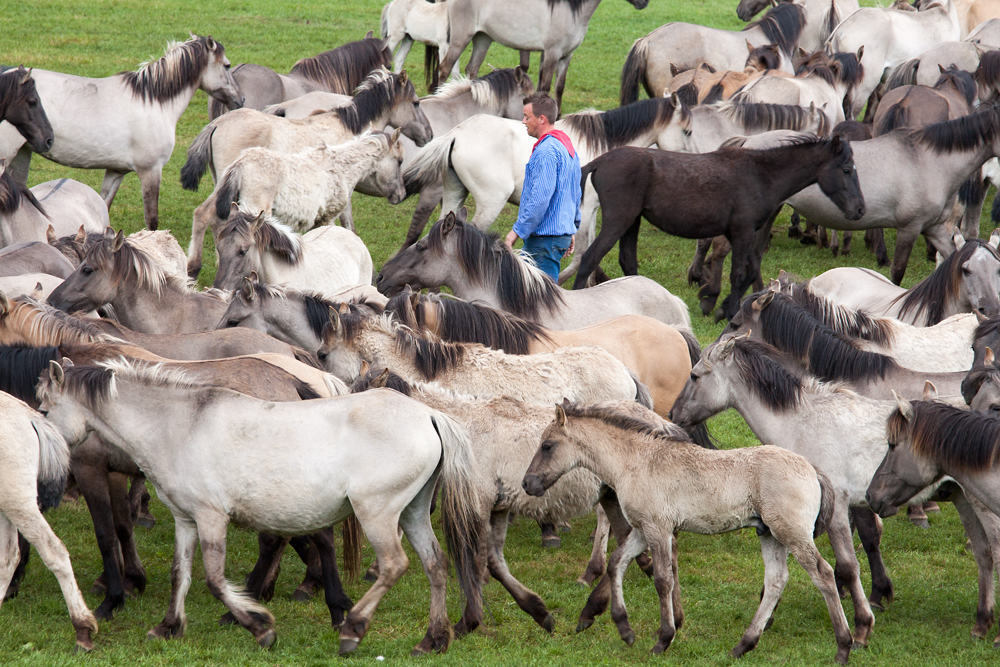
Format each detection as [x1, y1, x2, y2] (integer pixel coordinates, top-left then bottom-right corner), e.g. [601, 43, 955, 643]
[513, 133, 582, 239]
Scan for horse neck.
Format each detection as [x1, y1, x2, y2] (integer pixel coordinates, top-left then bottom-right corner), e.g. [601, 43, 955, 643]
[749, 142, 836, 201]
[0, 200, 46, 247]
[565, 418, 650, 488]
[328, 142, 386, 190]
[109, 279, 201, 333]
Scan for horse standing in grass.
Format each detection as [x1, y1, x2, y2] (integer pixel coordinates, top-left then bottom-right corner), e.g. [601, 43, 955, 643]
[523, 401, 853, 663]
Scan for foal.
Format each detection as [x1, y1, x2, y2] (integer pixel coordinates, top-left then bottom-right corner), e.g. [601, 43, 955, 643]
[523, 402, 853, 663]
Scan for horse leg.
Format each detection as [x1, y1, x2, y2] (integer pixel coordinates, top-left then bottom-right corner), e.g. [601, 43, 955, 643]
[484, 510, 554, 632]
[220, 533, 288, 627]
[960, 170, 987, 240]
[187, 193, 219, 279]
[291, 535, 323, 600]
[800, 217, 819, 245]
[731, 534, 790, 659]
[788, 211, 802, 238]
[108, 471, 146, 599]
[0, 514, 18, 601]
[464, 33, 493, 79]
[578, 504, 611, 587]
[851, 506, 893, 610]
[438, 34, 470, 87]
[519, 50, 531, 73]
[393, 36, 414, 73]
[830, 229, 840, 257]
[699, 237, 730, 317]
[310, 527, 354, 629]
[865, 228, 890, 266]
[148, 516, 199, 640]
[952, 491, 995, 640]
[572, 217, 631, 290]
[818, 225, 829, 249]
[687, 238, 712, 286]
[890, 226, 921, 286]
[826, 499, 875, 646]
[4, 533, 29, 601]
[607, 527, 649, 647]
[617, 218, 642, 276]
[842, 230, 852, 256]
[788, 539, 854, 664]
[649, 531, 678, 654]
[402, 183, 443, 248]
[538, 49, 560, 96]
[717, 227, 755, 322]
[129, 475, 155, 528]
[539, 521, 561, 548]
[100, 170, 127, 210]
[559, 181, 601, 284]
[7, 145, 31, 184]
[553, 54, 574, 114]
[136, 167, 161, 231]
[337, 197, 356, 232]
[1, 503, 98, 651]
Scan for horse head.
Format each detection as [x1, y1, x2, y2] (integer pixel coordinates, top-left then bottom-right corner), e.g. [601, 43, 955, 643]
[196, 35, 244, 110]
[1, 66, 54, 153]
[375, 208, 467, 296]
[953, 232, 1000, 320]
[213, 206, 266, 291]
[388, 70, 432, 147]
[815, 135, 866, 220]
[372, 128, 407, 205]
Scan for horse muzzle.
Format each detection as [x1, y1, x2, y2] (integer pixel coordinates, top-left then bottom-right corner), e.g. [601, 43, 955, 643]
[522, 475, 547, 497]
[865, 492, 898, 519]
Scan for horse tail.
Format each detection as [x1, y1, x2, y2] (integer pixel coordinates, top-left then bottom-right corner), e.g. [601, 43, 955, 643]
[882, 58, 919, 94]
[293, 378, 323, 400]
[629, 371, 655, 410]
[813, 469, 836, 538]
[580, 160, 600, 199]
[430, 411, 484, 621]
[214, 162, 243, 220]
[819, 0, 841, 45]
[31, 418, 70, 512]
[181, 123, 217, 192]
[873, 102, 907, 136]
[620, 36, 651, 106]
[341, 516, 362, 583]
[402, 136, 453, 198]
[679, 328, 702, 368]
[425, 45, 440, 91]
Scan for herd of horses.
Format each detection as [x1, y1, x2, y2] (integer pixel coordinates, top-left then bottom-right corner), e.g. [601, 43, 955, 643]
[9, 0, 1000, 662]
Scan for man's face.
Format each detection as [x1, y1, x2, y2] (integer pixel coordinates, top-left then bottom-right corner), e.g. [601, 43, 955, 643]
[522, 103, 545, 139]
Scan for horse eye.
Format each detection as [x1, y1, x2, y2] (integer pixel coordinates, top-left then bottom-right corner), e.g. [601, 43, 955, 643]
[226, 319, 240, 328]
[963, 267, 972, 276]
[416, 243, 426, 253]
[843, 168, 850, 175]
[318, 351, 329, 361]
[81, 265, 93, 275]
[225, 63, 231, 70]
[541, 442, 553, 453]
[991, 404, 1000, 413]
[238, 248, 248, 256]
[28, 99, 38, 108]
[690, 372, 698, 382]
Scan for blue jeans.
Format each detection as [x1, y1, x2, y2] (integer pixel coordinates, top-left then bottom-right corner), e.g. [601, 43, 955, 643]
[522, 234, 572, 282]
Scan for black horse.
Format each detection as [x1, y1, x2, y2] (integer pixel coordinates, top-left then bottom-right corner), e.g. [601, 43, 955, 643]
[575, 135, 866, 320]
[0, 66, 54, 157]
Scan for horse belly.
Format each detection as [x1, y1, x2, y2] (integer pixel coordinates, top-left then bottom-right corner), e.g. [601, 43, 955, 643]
[476, 0, 553, 50]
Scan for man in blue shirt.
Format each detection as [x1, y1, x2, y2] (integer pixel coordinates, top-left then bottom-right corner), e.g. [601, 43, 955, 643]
[504, 92, 582, 282]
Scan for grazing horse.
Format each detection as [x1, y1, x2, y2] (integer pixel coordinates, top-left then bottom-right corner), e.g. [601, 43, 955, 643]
[0, 66, 53, 156]
[375, 211, 693, 331]
[735, 0, 861, 52]
[0, 35, 243, 232]
[37, 358, 483, 655]
[0, 391, 97, 651]
[523, 401, 854, 663]
[212, 207, 373, 294]
[619, 4, 803, 105]
[577, 135, 864, 320]
[206, 34, 391, 119]
[438, 0, 650, 112]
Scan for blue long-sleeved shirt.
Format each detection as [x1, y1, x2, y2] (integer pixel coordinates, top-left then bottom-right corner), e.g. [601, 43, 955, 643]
[513, 133, 582, 239]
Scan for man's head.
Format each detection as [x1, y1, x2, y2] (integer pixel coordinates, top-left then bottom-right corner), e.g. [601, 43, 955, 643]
[522, 92, 558, 139]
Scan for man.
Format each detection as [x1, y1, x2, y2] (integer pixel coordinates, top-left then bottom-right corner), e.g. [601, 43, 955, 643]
[504, 92, 581, 282]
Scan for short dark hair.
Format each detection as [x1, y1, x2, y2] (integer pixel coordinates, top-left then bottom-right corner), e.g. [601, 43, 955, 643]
[523, 92, 558, 123]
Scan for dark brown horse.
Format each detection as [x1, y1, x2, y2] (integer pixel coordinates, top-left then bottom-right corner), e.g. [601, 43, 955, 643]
[0, 66, 54, 156]
[576, 135, 865, 320]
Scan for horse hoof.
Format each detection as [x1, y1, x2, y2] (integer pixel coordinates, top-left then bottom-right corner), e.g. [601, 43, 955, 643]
[576, 618, 594, 634]
[541, 613, 556, 633]
[219, 612, 237, 626]
[851, 640, 867, 651]
[909, 518, 930, 529]
[257, 628, 277, 648]
[339, 637, 361, 655]
[136, 516, 156, 529]
[363, 571, 379, 584]
[993, 638, 1000, 650]
[924, 502, 941, 513]
[541, 537, 562, 548]
[622, 630, 636, 647]
[291, 588, 313, 602]
[74, 640, 94, 654]
[559, 523, 572, 533]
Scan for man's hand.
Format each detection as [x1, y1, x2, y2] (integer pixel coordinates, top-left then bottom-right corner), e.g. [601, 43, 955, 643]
[505, 230, 519, 248]
[564, 235, 575, 257]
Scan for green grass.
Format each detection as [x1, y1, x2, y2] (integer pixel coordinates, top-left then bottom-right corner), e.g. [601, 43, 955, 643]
[2, 0, 999, 664]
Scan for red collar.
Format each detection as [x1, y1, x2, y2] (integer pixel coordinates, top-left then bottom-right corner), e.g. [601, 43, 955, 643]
[532, 129, 576, 158]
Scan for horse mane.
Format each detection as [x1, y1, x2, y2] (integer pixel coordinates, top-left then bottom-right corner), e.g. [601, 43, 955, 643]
[896, 239, 1000, 325]
[385, 291, 552, 354]
[289, 37, 392, 94]
[935, 66, 977, 106]
[784, 286, 896, 346]
[55, 357, 205, 411]
[339, 313, 467, 381]
[962, 363, 1000, 405]
[976, 50, 1000, 101]
[546, 0, 590, 15]
[3, 296, 116, 345]
[431, 68, 528, 112]
[916, 103, 1000, 153]
[746, 44, 784, 71]
[719, 100, 830, 136]
[220, 208, 302, 264]
[561, 97, 685, 154]
[85, 235, 183, 296]
[727, 337, 802, 411]
[0, 344, 58, 403]
[335, 68, 415, 134]
[425, 219, 565, 320]
[349, 366, 414, 396]
[560, 401, 693, 443]
[795, 50, 864, 89]
[0, 67, 31, 110]
[739, 291, 900, 383]
[119, 35, 218, 104]
[0, 169, 46, 216]
[975, 315, 1000, 345]
[887, 400, 1000, 472]
[744, 4, 806, 56]
[820, 0, 841, 43]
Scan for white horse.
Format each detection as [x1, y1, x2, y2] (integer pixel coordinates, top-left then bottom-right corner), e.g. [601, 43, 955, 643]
[826, 0, 961, 117]
[213, 206, 373, 294]
[0, 35, 242, 231]
[38, 357, 483, 655]
[213, 130, 406, 234]
[0, 391, 98, 651]
[380, 0, 459, 79]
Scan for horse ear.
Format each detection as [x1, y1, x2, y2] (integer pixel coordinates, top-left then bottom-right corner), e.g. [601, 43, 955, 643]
[75, 225, 87, 243]
[831, 134, 844, 154]
[359, 359, 371, 377]
[112, 229, 125, 252]
[456, 206, 469, 224]
[391, 127, 402, 145]
[409, 290, 420, 311]
[987, 347, 996, 366]
[989, 227, 1000, 249]
[46, 224, 58, 245]
[49, 359, 65, 388]
[721, 335, 738, 356]
[241, 276, 256, 302]
[939, 63, 947, 73]
[0, 289, 9, 316]
[856, 46, 864, 61]
[249, 270, 259, 283]
[30, 282, 44, 300]
[0, 158, 6, 177]
[670, 63, 681, 77]
[976, 310, 989, 323]
[768, 278, 781, 291]
[554, 403, 567, 428]
[953, 229, 966, 251]
[19, 67, 32, 85]
[752, 291, 774, 312]
[797, 46, 808, 60]
[229, 201, 240, 216]
[669, 91, 682, 109]
[399, 70, 409, 86]
[922, 381, 938, 401]
[338, 302, 350, 315]
[372, 368, 390, 388]
[365, 30, 375, 39]
[746, 39, 755, 54]
[892, 390, 914, 421]
[327, 306, 342, 338]
[206, 36, 217, 51]
[251, 210, 266, 233]
[441, 211, 457, 236]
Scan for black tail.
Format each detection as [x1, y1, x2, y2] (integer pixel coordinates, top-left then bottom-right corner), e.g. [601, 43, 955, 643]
[620, 37, 650, 106]
[580, 160, 599, 199]
[679, 329, 702, 367]
[992, 192, 1000, 225]
[813, 470, 836, 537]
[701, 82, 725, 105]
[882, 58, 918, 94]
[425, 44, 440, 90]
[686, 422, 717, 449]
[180, 123, 217, 192]
[873, 102, 907, 136]
[294, 378, 322, 400]
[959, 170, 985, 208]
[214, 167, 240, 220]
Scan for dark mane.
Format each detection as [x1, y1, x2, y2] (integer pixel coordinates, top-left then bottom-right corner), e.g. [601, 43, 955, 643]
[728, 337, 803, 411]
[476, 67, 525, 104]
[935, 66, 977, 106]
[560, 401, 693, 443]
[976, 50, 1000, 102]
[785, 286, 895, 346]
[0, 344, 58, 404]
[392, 324, 466, 380]
[0, 169, 46, 216]
[746, 44, 783, 71]
[737, 292, 899, 383]
[290, 37, 392, 94]
[425, 219, 565, 320]
[962, 363, 1000, 405]
[887, 400, 1000, 472]
[561, 97, 685, 153]
[795, 50, 864, 88]
[721, 101, 830, 136]
[744, 4, 806, 55]
[349, 367, 414, 396]
[335, 69, 415, 134]
[119, 35, 218, 104]
[0, 67, 33, 112]
[220, 211, 301, 263]
[57, 364, 117, 411]
[896, 239, 1000, 325]
[916, 103, 1000, 154]
[974, 316, 1000, 345]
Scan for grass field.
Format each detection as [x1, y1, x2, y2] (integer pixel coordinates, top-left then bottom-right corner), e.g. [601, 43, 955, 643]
[3, 0, 1000, 664]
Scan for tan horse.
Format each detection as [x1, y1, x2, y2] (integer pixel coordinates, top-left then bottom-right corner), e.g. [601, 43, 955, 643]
[667, 43, 791, 105]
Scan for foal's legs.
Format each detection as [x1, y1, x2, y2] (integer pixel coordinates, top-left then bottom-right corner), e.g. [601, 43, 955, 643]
[851, 506, 893, 610]
[787, 539, 854, 665]
[718, 225, 757, 321]
[136, 166, 163, 231]
[617, 218, 642, 276]
[149, 516, 199, 640]
[889, 225, 921, 286]
[108, 472, 146, 597]
[100, 169, 127, 209]
[607, 528, 650, 646]
[826, 500, 875, 646]
[4, 533, 29, 600]
[731, 533, 790, 659]
[579, 504, 612, 586]
[219, 532, 289, 626]
[393, 36, 415, 73]
[187, 191, 221, 279]
[650, 530, 679, 654]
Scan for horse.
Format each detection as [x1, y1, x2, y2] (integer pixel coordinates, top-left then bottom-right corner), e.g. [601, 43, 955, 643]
[182, 69, 427, 277]
[968, 16, 1000, 44]
[523, 400, 854, 663]
[205, 34, 391, 119]
[826, 0, 961, 118]
[0, 35, 242, 232]
[0, 241, 74, 278]
[0, 162, 108, 249]
[375, 210, 693, 331]
[0, 391, 97, 651]
[666, 44, 788, 105]
[881, 41, 990, 95]
[383, 289, 698, 421]
[212, 130, 406, 234]
[37, 357, 482, 655]
[575, 134, 864, 321]
[0, 66, 52, 160]
[380, 0, 458, 87]
[47, 227, 187, 279]
[735, 0, 860, 52]
[316, 308, 652, 409]
[439, 0, 649, 112]
[805, 232, 1000, 325]
[619, 5, 803, 105]
[874, 65, 976, 135]
[212, 206, 373, 294]
[47, 231, 230, 335]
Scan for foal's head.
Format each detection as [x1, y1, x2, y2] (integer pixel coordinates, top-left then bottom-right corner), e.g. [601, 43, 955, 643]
[370, 128, 407, 204]
[523, 403, 582, 497]
[317, 306, 373, 382]
[212, 206, 301, 291]
[0, 66, 53, 153]
[216, 272, 279, 334]
[814, 135, 866, 220]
